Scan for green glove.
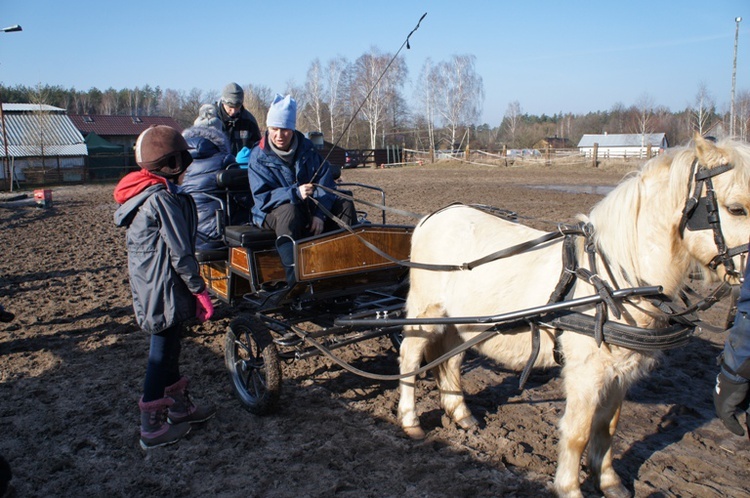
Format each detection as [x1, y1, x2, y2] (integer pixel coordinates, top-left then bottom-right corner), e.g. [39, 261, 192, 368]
[714, 371, 749, 436]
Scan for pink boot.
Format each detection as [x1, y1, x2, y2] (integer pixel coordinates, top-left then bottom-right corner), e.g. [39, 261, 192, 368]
[164, 376, 216, 425]
[139, 397, 191, 450]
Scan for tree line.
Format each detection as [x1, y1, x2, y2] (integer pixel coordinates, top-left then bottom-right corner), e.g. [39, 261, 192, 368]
[1, 47, 745, 152]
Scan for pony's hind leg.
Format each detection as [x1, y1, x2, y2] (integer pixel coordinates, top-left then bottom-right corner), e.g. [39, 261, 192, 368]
[398, 318, 444, 439]
[425, 325, 477, 430]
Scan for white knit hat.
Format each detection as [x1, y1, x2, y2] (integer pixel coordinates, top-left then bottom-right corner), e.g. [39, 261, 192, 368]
[266, 94, 297, 130]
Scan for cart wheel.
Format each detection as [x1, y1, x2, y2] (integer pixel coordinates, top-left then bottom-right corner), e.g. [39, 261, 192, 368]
[225, 315, 282, 415]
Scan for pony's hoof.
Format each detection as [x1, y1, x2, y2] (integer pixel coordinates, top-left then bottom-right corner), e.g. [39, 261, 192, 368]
[601, 484, 631, 498]
[456, 415, 479, 430]
[403, 425, 426, 440]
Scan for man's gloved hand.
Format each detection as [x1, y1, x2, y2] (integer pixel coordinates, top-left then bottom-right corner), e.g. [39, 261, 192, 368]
[714, 370, 749, 436]
[194, 290, 214, 323]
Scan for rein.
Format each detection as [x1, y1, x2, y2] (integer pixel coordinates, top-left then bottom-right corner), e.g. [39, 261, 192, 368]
[311, 188, 582, 272]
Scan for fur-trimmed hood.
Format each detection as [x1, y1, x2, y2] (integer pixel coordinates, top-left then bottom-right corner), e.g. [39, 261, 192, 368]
[182, 125, 231, 159]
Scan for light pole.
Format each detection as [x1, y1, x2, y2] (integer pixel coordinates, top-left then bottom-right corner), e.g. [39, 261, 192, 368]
[731, 17, 742, 137]
[1, 24, 22, 191]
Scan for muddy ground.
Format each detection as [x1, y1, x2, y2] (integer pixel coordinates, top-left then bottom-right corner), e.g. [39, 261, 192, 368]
[1, 160, 749, 497]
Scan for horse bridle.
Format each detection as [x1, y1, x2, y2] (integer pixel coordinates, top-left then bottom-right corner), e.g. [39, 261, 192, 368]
[678, 159, 747, 278]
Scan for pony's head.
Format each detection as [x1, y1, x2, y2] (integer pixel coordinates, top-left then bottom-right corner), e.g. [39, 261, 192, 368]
[677, 134, 750, 283]
[589, 135, 750, 293]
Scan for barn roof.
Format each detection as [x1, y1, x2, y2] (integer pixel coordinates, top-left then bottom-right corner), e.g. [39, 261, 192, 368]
[68, 114, 182, 137]
[577, 133, 667, 148]
[0, 104, 87, 158]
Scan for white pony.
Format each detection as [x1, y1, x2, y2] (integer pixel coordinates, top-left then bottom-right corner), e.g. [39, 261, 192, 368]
[398, 136, 750, 498]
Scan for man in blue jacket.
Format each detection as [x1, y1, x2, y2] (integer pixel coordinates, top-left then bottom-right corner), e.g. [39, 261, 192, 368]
[248, 94, 355, 286]
[715, 257, 750, 438]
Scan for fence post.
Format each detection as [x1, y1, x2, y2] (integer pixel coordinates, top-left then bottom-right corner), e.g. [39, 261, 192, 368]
[592, 143, 599, 168]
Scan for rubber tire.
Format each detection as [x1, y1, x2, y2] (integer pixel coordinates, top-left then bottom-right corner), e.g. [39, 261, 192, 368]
[225, 315, 282, 415]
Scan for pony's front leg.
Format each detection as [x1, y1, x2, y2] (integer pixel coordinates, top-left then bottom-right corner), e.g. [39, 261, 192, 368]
[588, 386, 630, 498]
[398, 324, 433, 439]
[426, 326, 477, 430]
[554, 364, 601, 498]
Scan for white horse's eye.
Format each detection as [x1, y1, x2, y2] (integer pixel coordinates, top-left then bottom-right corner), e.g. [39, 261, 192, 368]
[726, 203, 748, 216]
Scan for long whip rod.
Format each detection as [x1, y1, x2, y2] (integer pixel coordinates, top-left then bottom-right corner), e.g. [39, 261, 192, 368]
[312, 12, 427, 183]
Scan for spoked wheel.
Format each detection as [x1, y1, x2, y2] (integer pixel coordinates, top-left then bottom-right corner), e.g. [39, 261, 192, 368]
[225, 315, 281, 415]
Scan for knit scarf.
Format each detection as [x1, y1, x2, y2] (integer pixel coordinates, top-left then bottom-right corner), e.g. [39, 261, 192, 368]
[269, 134, 298, 165]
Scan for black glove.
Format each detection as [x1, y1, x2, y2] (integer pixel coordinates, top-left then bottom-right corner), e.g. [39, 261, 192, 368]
[714, 370, 749, 436]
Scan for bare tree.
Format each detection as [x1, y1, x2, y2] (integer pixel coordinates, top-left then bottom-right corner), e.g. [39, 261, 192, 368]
[100, 88, 119, 115]
[325, 56, 349, 144]
[691, 82, 715, 136]
[736, 89, 750, 142]
[415, 58, 438, 155]
[302, 59, 325, 134]
[159, 89, 182, 119]
[433, 54, 483, 150]
[245, 84, 274, 130]
[181, 88, 204, 124]
[351, 47, 407, 149]
[502, 100, 522, 147]
[629, 92, 655, 151]
[27, 84, 52, 169]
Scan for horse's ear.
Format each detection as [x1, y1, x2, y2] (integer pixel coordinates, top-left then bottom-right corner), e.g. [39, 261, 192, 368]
[694, 133, 730, 168]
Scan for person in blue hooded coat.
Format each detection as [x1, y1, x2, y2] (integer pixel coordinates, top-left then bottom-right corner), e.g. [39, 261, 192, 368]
[180, 120, 239, 251]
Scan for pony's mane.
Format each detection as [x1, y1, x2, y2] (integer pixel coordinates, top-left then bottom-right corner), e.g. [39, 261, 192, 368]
[585, 138, 750, 291]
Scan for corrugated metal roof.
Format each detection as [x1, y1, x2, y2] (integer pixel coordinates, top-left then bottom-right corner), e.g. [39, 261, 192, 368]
[3, 103, 66, 113]
[68, 114, 183, 136]
[577, 133, 666, 148]
[0, 106, 87, 158]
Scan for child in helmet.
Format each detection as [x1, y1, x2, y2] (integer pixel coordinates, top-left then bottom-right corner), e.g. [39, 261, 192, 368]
[113, 125, 216, 449]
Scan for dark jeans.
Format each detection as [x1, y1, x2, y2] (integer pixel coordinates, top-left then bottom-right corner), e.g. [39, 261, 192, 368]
[262, 198, 356, 284]
[142, 324, 182, 402]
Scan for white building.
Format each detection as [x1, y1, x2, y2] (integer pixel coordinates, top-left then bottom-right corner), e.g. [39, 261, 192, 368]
[577, 133, 668, 158]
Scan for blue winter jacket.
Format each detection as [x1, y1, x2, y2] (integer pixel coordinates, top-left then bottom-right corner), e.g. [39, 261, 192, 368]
[180, 126, 239, 251]
[248, 131, 337, 228]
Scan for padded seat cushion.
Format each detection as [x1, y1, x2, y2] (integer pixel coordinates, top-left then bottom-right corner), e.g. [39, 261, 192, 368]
[224, 224, 277, 248]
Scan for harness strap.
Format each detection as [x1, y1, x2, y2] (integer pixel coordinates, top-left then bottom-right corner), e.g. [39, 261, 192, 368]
[519, 321, 541, 390]
[311, 194, 582, 272]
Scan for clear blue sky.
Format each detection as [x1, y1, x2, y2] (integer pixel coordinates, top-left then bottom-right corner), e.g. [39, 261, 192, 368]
[1, 0, 748, 127]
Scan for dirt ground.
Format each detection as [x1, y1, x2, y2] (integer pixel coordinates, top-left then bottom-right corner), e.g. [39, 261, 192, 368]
[1, 160, 749, 497]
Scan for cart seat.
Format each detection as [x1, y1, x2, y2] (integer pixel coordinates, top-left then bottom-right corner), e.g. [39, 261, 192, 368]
[225, 224, 277, 248]
[195, 248, 228, 263]
[216, 168, 249, 191]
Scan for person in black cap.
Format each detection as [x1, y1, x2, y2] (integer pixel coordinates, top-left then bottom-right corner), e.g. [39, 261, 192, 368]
[113, 125, 217, 449]
[210, 82, 261, 155]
